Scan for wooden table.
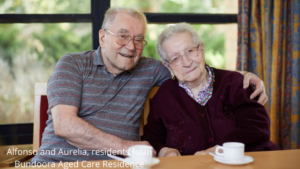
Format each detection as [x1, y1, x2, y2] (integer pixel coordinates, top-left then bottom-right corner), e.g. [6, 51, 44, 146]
[4, 149, 300, 169]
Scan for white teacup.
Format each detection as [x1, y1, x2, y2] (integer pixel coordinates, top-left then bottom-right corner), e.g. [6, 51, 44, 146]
[215, 142, 245, 162]
[127, 145, 153, 164]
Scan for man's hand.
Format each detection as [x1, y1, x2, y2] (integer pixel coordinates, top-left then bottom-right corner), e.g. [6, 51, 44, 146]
[158, 147, 181, 157]
[121, 140, 157, 157]
[243, 72, 268, 105]
[194, 145, 217, 155]
[52, 105, 154, 156]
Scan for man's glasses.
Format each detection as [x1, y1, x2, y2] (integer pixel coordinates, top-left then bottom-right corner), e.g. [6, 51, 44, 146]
[165, 44, 200, 67]
[104, 29, 148, 50]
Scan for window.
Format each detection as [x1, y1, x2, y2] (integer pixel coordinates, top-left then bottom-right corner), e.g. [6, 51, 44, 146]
[0, 0, 237, 145]
[142, 24, 237, 69]
[0, 0, 90, 14]
[0, 23, 91, 124]
[112, 0, 238, 70]
[112, 0, 228, 14]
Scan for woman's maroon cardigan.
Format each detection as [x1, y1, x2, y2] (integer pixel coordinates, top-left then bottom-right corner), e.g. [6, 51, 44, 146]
[141, 68, 280, 155]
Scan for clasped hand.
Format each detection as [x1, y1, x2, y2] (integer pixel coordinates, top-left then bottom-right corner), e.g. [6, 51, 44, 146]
[158, 146, 218, 157]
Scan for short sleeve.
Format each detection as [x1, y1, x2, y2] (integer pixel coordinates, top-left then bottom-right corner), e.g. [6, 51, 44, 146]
[47, 54, 83, 109]
[151, 60, 171, 86]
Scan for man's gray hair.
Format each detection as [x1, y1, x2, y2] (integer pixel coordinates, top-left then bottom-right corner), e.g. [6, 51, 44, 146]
[102, 7, 147, 30]
[157, 23, 202, 64]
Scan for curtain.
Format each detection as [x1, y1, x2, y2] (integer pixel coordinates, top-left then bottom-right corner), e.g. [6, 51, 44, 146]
[237, 0, 300, 149]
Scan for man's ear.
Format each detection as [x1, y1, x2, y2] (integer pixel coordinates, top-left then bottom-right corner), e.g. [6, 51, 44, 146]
[99, 29, 106, 48]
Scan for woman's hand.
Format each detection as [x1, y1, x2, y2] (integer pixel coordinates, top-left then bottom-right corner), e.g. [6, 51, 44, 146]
[158, 147, 181, 157]
[243, 72, 268, 105]
[194, 145, 218, 155]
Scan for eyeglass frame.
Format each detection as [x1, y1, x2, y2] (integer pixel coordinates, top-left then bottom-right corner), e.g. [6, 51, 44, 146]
[103, 29, 148, 50]
[165, 44, 201, 67]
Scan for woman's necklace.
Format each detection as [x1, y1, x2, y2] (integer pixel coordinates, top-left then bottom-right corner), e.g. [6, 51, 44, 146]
[200, 66, 215, 105]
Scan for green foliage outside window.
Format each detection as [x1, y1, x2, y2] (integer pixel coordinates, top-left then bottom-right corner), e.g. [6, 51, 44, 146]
[112, 0, 226, 67]
[0, 0, 226, 124]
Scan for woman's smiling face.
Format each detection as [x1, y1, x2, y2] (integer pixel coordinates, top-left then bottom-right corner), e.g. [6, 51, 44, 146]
[163, 32, 206, 86]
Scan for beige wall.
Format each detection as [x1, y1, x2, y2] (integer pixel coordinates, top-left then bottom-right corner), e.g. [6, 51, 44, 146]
[217, 0, 238, 70]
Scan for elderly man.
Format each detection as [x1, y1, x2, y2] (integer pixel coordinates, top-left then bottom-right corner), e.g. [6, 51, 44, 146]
[31, 7, 267, 162]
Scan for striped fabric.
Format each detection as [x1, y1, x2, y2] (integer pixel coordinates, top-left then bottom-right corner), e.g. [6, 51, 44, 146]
[237, 0, 300, 149]
[31, 46, 170, 162]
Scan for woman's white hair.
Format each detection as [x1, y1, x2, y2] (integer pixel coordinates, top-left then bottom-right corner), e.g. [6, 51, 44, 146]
[102, 7, 147, 30]
[157, 23, 202, 64]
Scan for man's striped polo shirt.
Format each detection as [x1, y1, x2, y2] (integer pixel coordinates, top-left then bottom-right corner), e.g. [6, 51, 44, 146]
[31, 46, 170, 162]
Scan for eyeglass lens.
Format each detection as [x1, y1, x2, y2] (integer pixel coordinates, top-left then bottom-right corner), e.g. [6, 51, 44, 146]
[116, 33, 146, 50]
[170, 46, 199, 66]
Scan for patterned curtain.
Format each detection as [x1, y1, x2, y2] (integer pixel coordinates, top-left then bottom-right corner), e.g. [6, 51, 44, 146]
[237, 0, 300, 149]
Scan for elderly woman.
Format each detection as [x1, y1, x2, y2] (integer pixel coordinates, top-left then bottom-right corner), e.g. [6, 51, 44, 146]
[141, 23, 280, 157]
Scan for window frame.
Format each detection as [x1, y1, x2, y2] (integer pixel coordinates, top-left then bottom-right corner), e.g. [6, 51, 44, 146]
[0, 0, 237, 145]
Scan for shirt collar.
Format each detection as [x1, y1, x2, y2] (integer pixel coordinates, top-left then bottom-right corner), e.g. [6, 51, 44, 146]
[179, 65, 212, 94]
[178, 65, 213, 105]
[93, 46, 138, 75]
[93, 46, 104, 66]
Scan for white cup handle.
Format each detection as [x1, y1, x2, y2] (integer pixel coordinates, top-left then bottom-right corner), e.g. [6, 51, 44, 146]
[215, 145, 224, 156]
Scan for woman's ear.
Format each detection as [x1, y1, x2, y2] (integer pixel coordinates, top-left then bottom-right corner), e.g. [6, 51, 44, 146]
[99, 29, 106, 48]
[163, 62, 175, 78]
[200, 42, 205, 53]
[200, 42, 205, 58]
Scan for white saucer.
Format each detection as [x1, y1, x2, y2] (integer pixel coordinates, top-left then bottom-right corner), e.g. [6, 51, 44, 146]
[124, 157, 160, 167]
[213, 155, 254, 165]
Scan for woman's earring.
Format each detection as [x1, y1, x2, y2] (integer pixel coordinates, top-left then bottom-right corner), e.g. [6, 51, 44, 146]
[172, 76, 175, 80]
[205, 61, 209, 66]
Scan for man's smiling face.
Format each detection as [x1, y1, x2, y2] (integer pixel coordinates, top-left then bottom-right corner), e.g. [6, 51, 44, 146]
[99, 12, 146, 75]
